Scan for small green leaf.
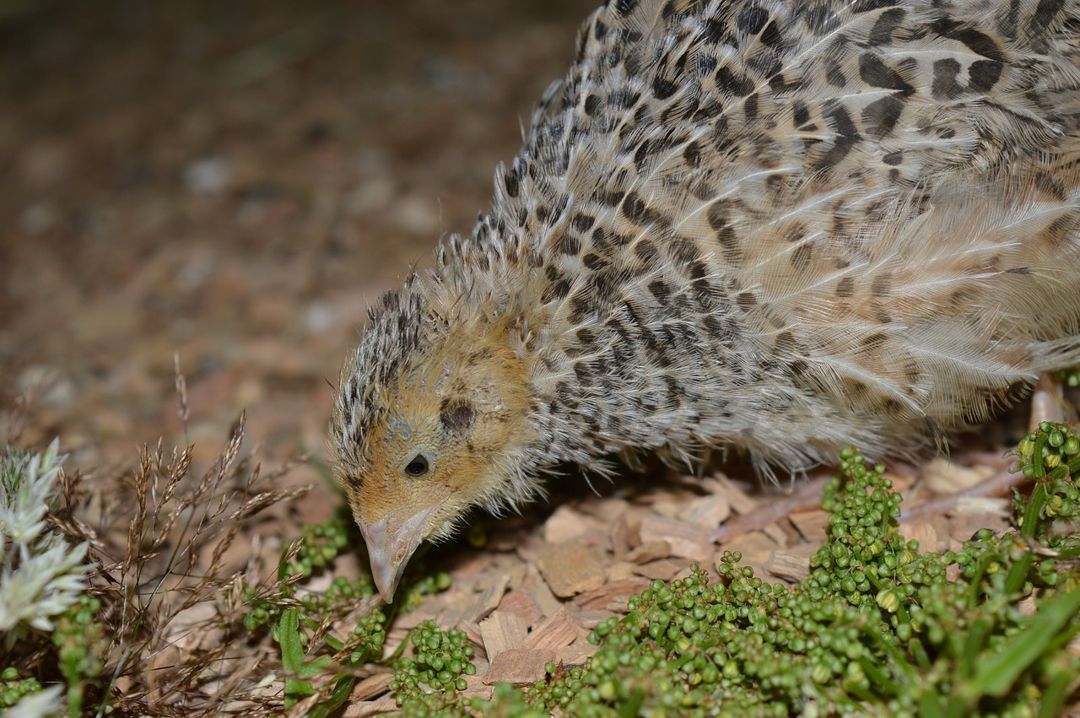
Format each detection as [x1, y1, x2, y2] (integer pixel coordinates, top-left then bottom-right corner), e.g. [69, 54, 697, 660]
[277, 608, 307, 674]
[966, 587, 1080, 698]
[285, 677, 316, 699]
[308, 675, 356, 718]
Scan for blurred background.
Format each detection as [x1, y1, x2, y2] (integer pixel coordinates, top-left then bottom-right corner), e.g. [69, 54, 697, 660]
[0, 0, 595, 473]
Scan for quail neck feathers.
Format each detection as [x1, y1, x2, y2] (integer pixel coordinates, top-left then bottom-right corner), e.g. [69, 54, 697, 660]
[333, 0, 1080, 601]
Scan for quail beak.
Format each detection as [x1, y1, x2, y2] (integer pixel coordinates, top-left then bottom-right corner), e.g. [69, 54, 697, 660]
[360, 506, 437, 603]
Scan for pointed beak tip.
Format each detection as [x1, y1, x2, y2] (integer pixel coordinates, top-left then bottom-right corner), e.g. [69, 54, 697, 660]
[371, 557, 403, 604]
[366, 544, 405, 604]
[360, 508, 436, 605]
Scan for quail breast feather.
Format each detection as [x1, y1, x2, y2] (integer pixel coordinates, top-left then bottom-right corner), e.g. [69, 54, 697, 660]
[332, 0, 1080, 600]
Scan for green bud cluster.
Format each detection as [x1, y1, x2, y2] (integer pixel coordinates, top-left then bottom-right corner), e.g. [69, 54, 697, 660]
[246, 511, 457, 713]
[257, 443, 1077, 718]
[466, 683, 548, 718]
[457, 446, 1080, 718]
[245, 575, 379, 633]
[307, 575, 378, 613]
[1015, 422, 1080, 481]
[808, 448, 909, 604]
[1013, 422, 1080, 555]
[391, 620, 476, 708]
[1057, 365, 1080, 389]
[401, 571, 453, 612]
[346, 607, 388, 665]
[52, 594, 104, 717]
[242, 596, 279, 632]
[0, 667, 42, 709]
[243, 511, 378, 633]
[284, 515, 352, 579]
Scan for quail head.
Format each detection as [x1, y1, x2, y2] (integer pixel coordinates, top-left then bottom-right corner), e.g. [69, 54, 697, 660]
[332, 0, 1080, 601]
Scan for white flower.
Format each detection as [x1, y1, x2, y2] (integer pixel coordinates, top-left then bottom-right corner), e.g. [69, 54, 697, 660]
[0, 440, 90, 647]
[0, 536, 89, 636]
[0, 439, 62, 545]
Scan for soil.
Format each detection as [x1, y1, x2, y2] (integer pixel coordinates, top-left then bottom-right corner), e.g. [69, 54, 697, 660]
[1, 0, 592, 470]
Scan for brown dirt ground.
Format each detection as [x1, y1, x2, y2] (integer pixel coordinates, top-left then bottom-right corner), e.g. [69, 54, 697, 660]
[0, 1, 1058, 713]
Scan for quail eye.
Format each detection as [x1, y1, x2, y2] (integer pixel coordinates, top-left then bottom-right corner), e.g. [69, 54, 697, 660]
[404, 454, 430, 477]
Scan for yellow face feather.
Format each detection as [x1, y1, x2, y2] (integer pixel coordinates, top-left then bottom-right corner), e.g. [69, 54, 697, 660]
[337, 323, 533, 600]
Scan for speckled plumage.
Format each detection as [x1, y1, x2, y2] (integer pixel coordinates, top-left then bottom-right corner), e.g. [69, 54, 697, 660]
[332, 0, 1080, 599]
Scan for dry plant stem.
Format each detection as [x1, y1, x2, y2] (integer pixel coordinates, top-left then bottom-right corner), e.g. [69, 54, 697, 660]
[41, 412, 313, 716]
[710, 462, 1026, 543]
[174, 352, 190, 434]
[900, 468, 1027, 522]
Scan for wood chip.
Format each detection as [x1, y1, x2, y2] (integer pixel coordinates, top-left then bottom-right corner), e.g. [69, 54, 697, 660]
[535, 540, 607, 598]
[1017, 595, 1037, 618]
[652, 499, 683, 518]
[344, 697, 397, 717]
[523, 565, 562, 617]
[947, 511, 1010, 543]
[544, 505, 598, 544]
[605, 561, 637, 582]
[578, 497, 630, 523]
[394, 605, 439, 631]
[777, 516, 804, 546]
[479, 611, 529, 662]
[639, 514, 712, 563]
[349, 673, 393, 702]
[556, 641, 596, 667]
[382, 626, 412, 659]
[765, 544, 816, 582]
[573, 578, 651, 612]
[460, 674, 490, 697]
[524, 608, 580, 651]
[706, 475, 758, 514]
[900, 519, 946, 553]
[487, 519, 541, 552]
[921, 458, 995, 494]
[952, 496, 1010, 516]
[763, 522, 789, 547]
[626, 540, 671, 564]
[610, 512, 635, 560]
[789, 509, 829, 543]
[497, 589, 542, 629]
[709, 475, 828, 543]
[459, 620, 484, 652]
[574, 609, 615, 629]
[633, 558, 686, 580]
[514, 533, 548, 562]
[672, 564, 697, 582]
[678, 494, 731, 529]
[464, 572, 511, 623]
[718, 531, 776, 574]
[484, 648, 556, 686]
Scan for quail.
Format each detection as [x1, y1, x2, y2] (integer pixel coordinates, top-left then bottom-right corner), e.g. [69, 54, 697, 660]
[331, 0, 1080, 601]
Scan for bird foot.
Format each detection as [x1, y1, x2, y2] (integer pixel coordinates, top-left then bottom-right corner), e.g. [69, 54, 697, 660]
[1028, 373, 1076, 432]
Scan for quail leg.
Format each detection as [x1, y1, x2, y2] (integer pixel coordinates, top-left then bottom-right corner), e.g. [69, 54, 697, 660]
[1029, 373, 1074, 432]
